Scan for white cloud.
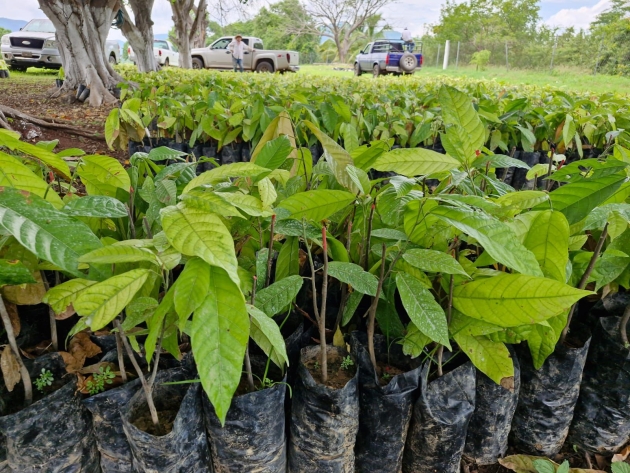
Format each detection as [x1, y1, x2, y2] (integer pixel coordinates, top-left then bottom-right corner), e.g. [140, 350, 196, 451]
[545, 0, 611, 29]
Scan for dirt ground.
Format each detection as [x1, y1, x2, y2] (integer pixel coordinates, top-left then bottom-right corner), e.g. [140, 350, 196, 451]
[0, 70, 126, 161]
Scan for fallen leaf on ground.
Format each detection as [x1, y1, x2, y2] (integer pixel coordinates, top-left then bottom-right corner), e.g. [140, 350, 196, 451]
[5, 301, 20, 336]
[62, 332, 102, 373]
[1, 271, 46, 305]
[1, 346, 21, 392]
[613, 446, 630, 463]
[499, 455, 605, 473]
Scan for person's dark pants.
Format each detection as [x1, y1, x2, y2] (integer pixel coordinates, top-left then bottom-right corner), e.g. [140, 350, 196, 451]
[232, 57, 244, 72]
[405, 41, 415, 52]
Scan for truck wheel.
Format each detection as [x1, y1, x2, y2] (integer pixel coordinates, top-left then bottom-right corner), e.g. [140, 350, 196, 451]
[8, 66, 26, 72]
[373, 64, 381, 77]
[109, 54, 117, 65]
[399, 52, 417, 73]
[256, 60, 274, 73]
[192, 57, 204, 69]
[164, 58, 170, 67]
[354, 63, 362, 76]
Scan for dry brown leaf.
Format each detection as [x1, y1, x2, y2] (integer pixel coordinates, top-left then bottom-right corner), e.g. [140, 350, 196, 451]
[612, 446, 630, 463]
[0, 271, 46, 305]
[63, 332, 102, 373]
[1, 346, 21, 392]
[5, 301, 20, 337]
[499, 455, 606, 473]
[59, 351, 81, 372]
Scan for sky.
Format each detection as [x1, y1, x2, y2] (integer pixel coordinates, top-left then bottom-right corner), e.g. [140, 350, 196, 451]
[0, 0, 613, 40]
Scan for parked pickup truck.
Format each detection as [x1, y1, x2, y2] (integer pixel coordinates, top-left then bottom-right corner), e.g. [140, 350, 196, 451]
[1, 18, 119, 71]
[354, 40, 423, 77]
[128, 39, 180, 67]
[191, 36, 299, 73]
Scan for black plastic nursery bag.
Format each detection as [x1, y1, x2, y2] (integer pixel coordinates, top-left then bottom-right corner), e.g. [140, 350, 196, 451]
[204, 377, 287, 472]
[402, 359, 476, 473]
[464, 350, 521, 465]
[350, 332, 422, 473]
[510, 324, 591, 456]
[288, 345, 359, 473]
[121, 367, 212, 473]
[569, 316, 630, 453]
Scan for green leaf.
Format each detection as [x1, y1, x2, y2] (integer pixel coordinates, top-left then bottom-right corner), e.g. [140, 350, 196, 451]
[453, 274, 591, 327]
[535, 173, 627, 225]
[145, 285, 175, 363]
[346, 165, 371, 195]
[522, 210, 569, 282]
[453, 332, 514, 384]
[403, 249, 469, 277]
[0, 259, 36, 287]
[79, 244, 159, 266]
[327, 262, 378, 296]
[147, 147, 187, 162]
[253, 135, 292, 170]
[556, 460, 570, 473]
[341, 290, 363, 326]
[278, 190, 355, 222]
[532, 459, 556, 473]
[371, 229, 409, 241]
[180, 189, 243, 218]
[0, 152, 64, 208]
[63, 196, 128, 218]
[401, 323, 431, 358]
[104, 109, 120, 149]
[375, 299, 405, 339]
[475, 154, 531, 170]
[0, 187, 103, 278]
[77, 155, 130, 197]
[431, 206, 543, 277]
[0, 129, 71, 179]
[258, 178, 277, 208]
[174, 258, 213, 328]
[373, 148, 460, 177]
[495, 191, 549, 212]
[161, 203, 239, 286]
[74, 269, 152, 330]
[612, 462, 630, 473]
[396, 272, 451, 348]
[256, 248, 269, 291]
[183, 163, 272, 194]
[218, 192, 273, 217]
[247, 304, 289, 369]
[123, 297, 158, 331]
[438, 85, 485, 154]
[450, 310, 503, 337]
[326, 235, 349, 262]
[255, 275, 303, 316]
[304, 121, 357, 192]
[562, 115, 576, 148]
[192, 266, 249, 425]
[42, 278, 97, 314]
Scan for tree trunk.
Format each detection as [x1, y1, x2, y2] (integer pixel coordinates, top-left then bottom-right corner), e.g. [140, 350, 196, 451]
[120, 0, 158, 72]
[38, 0, 123, 106]
[170, 0, 207, 69]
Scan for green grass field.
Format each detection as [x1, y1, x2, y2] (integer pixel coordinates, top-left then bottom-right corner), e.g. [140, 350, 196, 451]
[299, 64, 630, 95]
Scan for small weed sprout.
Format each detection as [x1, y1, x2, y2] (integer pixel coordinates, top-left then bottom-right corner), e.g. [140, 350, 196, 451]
[314, 361, 320, 371]
[86, 366, 115, 395]
[34, 369, 53, 393]
[340, 356, 354, 370]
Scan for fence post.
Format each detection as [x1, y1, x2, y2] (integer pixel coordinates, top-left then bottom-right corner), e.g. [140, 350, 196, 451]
[505, 41, 509, 70]
[436, 44, 441, 68]
[455, 41, 460, 68]
[443, 40, 450, 70]
[550, 36, 557, 73]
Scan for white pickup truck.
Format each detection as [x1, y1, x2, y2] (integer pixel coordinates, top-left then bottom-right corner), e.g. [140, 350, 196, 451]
[128, 39, 180, 67]
[191, 36, 299, 73]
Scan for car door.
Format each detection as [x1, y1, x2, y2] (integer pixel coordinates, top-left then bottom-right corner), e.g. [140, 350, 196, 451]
[153, 40, 169, 65]
[207, 37, 233, 68]
[359, 43, 372, 71]
[168, 41, 180, 67]
[244, 39, 261, 70]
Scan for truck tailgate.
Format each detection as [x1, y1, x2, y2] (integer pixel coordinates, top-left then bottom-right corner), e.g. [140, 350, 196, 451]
[288, 51, 299, 66]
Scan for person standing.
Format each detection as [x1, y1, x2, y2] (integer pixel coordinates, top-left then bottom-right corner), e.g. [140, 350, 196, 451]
[402, 28, 414, 52]
[228, 34, 254, 73]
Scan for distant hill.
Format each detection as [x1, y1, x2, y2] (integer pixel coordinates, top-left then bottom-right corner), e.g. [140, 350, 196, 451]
[0, 18, 28, 32]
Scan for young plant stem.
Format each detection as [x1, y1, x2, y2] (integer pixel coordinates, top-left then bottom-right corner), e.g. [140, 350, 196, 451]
[0, 295, 32, 405]
[367, 244, 387, 383]
[560, 223, 608, 345]
[545, 148, 555, 192]
[620, 304, 630, 348]
[40, 272, 58, 352]
[265, 215, 276, 288]
[115, 319, 160, 427]
[319, 227, 329, 384]
[148, 317, 166, 391]
[437, 273, 455, 377]
[244, 277, 257, 392]
[114, 325, 128, 383]
[334, 219, 353, 332]
[142, 217, 153, 238]
[362, 204, 376, 271]
[302, 220, 320, 325]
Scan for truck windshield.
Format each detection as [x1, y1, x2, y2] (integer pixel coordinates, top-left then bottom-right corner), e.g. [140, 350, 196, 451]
[22, 19, 55, 33]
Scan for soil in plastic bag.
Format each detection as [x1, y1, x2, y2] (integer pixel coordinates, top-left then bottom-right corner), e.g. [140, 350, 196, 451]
[495, 150, 518, 185]
[402, 356, 476, 473]
[350, 332, 422, 473]
[0, 353, 100, 473]
[83, 376, 142, 473]
[510, 323, 591, 456]
[220, 144, 241, 165]
[568, 316, 630, 453]
[121, 367, 212, 472]
[288, 345, 359, 473]
[511, 151, 540, 190]
[204, 374, 287, 472]
[590, 292, 630, 318]
[464, 348, 520, 465]
[241, 145, 251, 162]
